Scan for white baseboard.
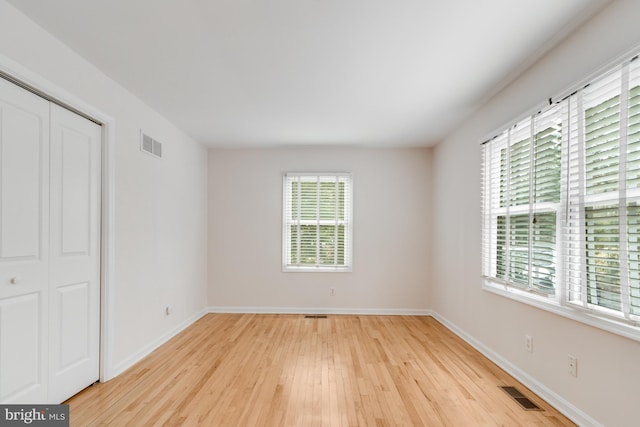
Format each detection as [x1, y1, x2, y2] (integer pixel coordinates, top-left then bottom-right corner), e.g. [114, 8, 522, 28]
[429, 311, 603, 427]
[110, 308, 208, 379]
[207, 306, 432, 316]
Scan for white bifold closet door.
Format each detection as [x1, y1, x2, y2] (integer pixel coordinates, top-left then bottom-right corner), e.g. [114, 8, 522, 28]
[0, 76, 101, 404]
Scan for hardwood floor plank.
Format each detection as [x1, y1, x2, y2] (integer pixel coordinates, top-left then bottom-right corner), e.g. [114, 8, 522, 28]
[66, 314, 576, 426]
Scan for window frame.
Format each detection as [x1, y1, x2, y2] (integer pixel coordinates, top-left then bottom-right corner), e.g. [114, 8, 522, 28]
[481, 51, 640, 342]
[282, 172, 353, 273]
[564, 63, 640, 323]
[487, 112, 563, 296]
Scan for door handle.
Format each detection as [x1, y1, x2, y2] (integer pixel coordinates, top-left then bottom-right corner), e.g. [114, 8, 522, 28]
[10, 275, 22, 284]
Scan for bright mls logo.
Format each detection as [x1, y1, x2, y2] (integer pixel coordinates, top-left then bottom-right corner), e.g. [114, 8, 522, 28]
[0, 405, 68, 426]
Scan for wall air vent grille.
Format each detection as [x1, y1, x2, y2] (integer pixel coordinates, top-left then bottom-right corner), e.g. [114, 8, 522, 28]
[140, 132, 162, 158]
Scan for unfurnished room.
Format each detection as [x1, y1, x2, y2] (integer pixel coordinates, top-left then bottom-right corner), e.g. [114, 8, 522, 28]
[0, 1, 639, 426]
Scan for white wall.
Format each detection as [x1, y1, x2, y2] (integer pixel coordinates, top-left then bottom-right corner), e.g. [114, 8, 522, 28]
[5, 0, 638, 423]
[431, 1, 640, 426]
[208, 147, 431, 312]
[0, 1, 208, 377]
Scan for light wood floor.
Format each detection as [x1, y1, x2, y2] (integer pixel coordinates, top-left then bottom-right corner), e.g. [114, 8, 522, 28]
[66, 314, 575, 426]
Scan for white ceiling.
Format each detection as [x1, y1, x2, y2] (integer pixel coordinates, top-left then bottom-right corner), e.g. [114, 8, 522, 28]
[7, 0, 608, 147]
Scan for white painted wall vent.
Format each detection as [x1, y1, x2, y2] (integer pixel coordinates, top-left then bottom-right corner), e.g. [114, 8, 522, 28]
[140, 132, 162, 158]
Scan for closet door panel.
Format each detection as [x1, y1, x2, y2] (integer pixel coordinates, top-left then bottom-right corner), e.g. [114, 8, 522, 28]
[0, 294, 42, 401]
[1, 107, 42, 259]
[0, 77, 50, 403]
[49, 104, 101, 403]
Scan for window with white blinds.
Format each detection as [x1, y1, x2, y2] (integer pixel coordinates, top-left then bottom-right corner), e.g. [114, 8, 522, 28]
[483, 108, 562, 295]
[481, 53, 640, 338]
[283, 173, 353, 272]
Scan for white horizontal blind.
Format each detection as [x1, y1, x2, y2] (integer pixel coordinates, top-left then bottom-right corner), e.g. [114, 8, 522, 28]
[565, 58, 640, 320]
[627, 60, 640, 316]
[483, 53, 640, 328]
[283, 173, 352, 271]
[481, 107, 562, 295]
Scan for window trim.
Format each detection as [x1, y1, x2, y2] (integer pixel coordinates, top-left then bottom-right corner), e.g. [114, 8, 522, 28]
[481, 48, 640, 343]
[282, 172, 353, 273]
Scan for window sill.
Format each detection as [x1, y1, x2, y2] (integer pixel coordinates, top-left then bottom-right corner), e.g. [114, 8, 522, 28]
[482, 278, 640, 343]
[283, 265, 352, 273]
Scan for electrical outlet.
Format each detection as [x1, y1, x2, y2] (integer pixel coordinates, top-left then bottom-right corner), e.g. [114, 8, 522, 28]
[330, 288, 335, 297]
[525, 335, 533, 353]
[568, 355, 578, 377]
